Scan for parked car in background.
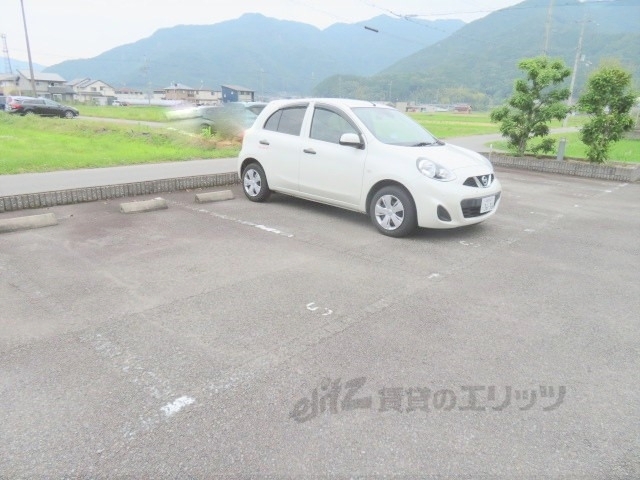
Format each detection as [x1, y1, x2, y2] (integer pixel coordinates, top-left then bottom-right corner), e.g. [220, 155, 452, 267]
[0, 95, 6, 111]
[5, 96, 79, 118]
[238, 98, 501, 237]
[166, 101, 266, 136]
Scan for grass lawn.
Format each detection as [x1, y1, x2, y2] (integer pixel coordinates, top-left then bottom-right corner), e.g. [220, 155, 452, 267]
[0, 114, 238, 175]
[408, 112, 588, 138]
[409, 112, 499, 137]
[491, 132, 640, 164]
[77, 104, 169, 122]
[2, 109, 637, 174]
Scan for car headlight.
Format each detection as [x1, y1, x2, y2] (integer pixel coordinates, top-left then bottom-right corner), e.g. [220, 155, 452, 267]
[416, 158, 456, 182]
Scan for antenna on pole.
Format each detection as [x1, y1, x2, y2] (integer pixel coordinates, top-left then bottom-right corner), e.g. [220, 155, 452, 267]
[1, 33, 13, 74]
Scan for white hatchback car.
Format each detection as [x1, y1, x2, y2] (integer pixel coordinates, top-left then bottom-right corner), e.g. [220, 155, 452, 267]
[238, 98, 501, 237]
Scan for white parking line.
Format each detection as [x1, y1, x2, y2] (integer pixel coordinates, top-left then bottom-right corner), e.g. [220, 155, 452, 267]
[161, 396, 196, 417]
[169, 200, 294, 238]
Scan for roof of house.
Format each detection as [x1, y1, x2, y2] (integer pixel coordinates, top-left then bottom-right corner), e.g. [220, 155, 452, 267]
[49, 85, 76, 94]
[67, 78, 114, 89]
[67, 77, 91, 87]
[165, 83, 195, 90]
[114, 87, 144, 94]
[0, 73, 17, 82]
[17, 70, 65, 82]
[221, 84, 254, 92]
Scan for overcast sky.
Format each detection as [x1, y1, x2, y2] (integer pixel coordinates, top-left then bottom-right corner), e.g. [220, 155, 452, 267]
[2, 0, 523, 67]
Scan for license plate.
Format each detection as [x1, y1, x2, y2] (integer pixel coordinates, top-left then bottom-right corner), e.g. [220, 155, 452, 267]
[480, 195, 495, 213]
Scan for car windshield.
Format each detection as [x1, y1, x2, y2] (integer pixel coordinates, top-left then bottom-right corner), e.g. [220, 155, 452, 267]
[352, 106, 440, 146]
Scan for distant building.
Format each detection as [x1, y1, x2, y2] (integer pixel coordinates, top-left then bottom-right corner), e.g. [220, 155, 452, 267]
[164, 82, 197, 102]
[162, 82, 220, 105]
[0, 73, 18, 94]
[115, 87, 147, 104]
[454, 103, 472, 113]
[67, 78, 116, 105]
[1, 70, 66, 96]
[221, 85, 254, 103]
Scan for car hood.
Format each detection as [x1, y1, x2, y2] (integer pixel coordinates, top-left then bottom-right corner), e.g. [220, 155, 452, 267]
[409, 143, 493, 171]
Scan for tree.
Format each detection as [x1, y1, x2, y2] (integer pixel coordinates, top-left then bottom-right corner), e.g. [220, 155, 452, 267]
[577, 65, 636, 163]
[490, 57, 571, 156]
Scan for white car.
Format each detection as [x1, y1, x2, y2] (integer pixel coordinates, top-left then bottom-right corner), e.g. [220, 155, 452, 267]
[238, 98, 501, 237]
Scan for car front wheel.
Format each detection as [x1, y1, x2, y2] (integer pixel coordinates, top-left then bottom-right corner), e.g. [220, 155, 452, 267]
[369, 186, 417, 237]
[241, 162, 271, 202]
[64, 110, 75, 119]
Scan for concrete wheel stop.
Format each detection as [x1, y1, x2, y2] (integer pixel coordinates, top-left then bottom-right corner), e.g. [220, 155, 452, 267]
[120, 197, 168, 213]
[0, 212, 58, 233]
[195, 190, 234, 203]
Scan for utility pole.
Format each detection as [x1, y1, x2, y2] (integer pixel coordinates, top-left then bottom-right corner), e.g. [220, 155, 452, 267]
[19, 0, 37, 96]
[1, 34, 13, 74]
[141, 56, 151, 104]
[563, 16, 590, 127]
[543, 0, 554, 55]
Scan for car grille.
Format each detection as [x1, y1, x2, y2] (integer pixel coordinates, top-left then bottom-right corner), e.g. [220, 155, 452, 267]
[463, 173, 495, 188]
[461, 192, 501, 218]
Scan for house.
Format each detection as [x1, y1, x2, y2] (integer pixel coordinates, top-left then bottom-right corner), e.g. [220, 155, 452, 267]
[10, 70, 67, 97]
[164, 82, 197, 102]
[163, 82, 221, 105]
[454, 103, 472, 113]
[115, 87, 147, 104]
[221, 85, 254, 103]
[195, 89, 221, 105]
[68, 78, 116, 105]
[0, 73, 18, 95]
[48, 84, 76, 103]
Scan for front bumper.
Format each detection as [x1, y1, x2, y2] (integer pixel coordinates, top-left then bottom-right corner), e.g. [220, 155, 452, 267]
[411, 170, 502, 229]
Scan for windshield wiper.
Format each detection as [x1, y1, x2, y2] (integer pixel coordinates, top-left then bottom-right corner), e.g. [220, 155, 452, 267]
[412, 141, 442, 147]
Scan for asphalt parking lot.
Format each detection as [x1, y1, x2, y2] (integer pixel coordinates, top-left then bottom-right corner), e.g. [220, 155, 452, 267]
[1, 168, 639, 477]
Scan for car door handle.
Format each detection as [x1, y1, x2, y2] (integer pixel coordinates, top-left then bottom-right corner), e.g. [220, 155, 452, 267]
[303, 148, 316, 154]
[259, 140, 270, 145]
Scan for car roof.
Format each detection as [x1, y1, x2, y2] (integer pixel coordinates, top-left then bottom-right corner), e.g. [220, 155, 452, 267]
[7, 95, 37, 101]
[265, 98, 392, 110]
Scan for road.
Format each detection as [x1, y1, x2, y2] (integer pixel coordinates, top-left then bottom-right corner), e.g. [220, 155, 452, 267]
[1, 169, 639, 477]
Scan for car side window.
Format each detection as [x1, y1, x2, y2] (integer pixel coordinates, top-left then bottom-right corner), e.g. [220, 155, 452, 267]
[310, 107, 358, 144]
[264, 106, 307, 136]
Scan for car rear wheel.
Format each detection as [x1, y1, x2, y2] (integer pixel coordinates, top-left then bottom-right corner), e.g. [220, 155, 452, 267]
[64, 110, 75, 119]
[242, 162, 271, 202]
[369, 186, 417, 237]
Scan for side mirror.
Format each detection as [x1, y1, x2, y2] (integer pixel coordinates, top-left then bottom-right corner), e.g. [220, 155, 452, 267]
[339, 132, 363, 148]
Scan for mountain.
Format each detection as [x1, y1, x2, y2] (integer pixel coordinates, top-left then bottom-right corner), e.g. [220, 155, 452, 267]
[315, 0, 640, 106]
[43, 13, 463, 96]
[4, 58, 47, 74]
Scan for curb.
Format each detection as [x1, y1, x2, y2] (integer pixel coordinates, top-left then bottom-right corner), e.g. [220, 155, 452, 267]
[0, 172, 239, 213]
[488, 154, 640, 182]
[1, 158, 637, 215]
